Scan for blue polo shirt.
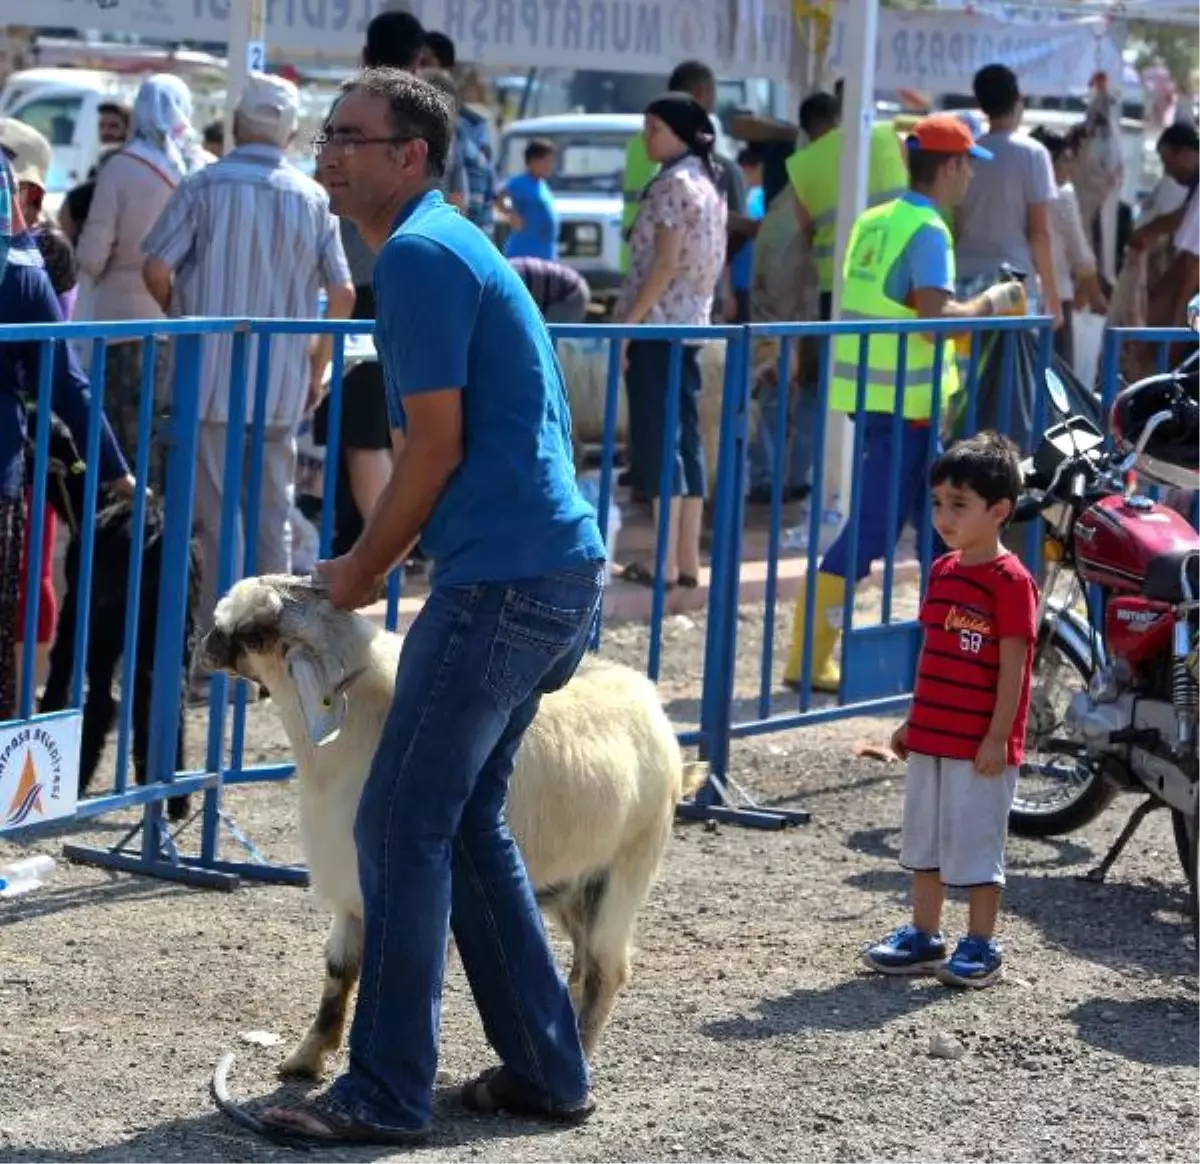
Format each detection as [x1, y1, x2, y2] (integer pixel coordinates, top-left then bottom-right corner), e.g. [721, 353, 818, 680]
[373, 189, 604, 587]
[502, 172, 558, 261]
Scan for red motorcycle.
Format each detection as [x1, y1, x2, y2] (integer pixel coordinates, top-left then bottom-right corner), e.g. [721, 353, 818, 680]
[1010, 340, 1198, 904]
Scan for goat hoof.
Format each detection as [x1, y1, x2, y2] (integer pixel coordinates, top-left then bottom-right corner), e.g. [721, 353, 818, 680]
[167, 796, 191, 823]
[277, 1052, 324, 1081]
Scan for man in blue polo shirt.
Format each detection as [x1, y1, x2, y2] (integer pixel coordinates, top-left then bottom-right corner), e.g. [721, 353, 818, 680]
[260, 69, 605, 1147]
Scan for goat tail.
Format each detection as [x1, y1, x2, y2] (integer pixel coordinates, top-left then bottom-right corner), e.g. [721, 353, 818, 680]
[679, 761, 709, 801]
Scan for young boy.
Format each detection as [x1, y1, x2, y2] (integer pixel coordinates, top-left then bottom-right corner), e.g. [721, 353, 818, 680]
[862, 432, 1038, 987]
[499, 138, 559, 261]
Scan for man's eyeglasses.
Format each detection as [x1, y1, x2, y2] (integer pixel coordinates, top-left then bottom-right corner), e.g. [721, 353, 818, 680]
[310, 129, 414, 157]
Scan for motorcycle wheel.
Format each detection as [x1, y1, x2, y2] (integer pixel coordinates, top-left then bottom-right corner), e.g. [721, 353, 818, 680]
[1010, 621, 1117, 837]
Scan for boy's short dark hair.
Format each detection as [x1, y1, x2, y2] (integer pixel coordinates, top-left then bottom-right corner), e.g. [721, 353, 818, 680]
[931, 431, 1022, 514]
[907, 148, 957, 189]
[425, 30, 456, 69]
[737, 145, 763, 168]
[363, 10, 427, 69]
[799, 91, 840, 139]
[668, 60, 715, 96]
[973, 64, 1021, 119]
[525, 138, 555, 164]
[1158, 122, 1200, 153]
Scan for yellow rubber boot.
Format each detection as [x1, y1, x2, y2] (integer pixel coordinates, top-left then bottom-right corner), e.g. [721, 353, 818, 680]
[783, 572, 846, 693]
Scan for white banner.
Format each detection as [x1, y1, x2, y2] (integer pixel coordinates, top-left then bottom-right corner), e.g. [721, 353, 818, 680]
[827, 8, 1124, 98]
[0, 714, 81, 831]
[8, 0, 1123, 92]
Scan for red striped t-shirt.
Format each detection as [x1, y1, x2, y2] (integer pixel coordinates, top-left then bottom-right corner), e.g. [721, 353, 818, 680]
[907, 550, 1039, 765]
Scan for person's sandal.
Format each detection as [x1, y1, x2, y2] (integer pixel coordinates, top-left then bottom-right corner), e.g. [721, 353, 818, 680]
[619, 561, 676, 590]
[461, 1066, 595, 1125]
[255, 1092, 432, 1147]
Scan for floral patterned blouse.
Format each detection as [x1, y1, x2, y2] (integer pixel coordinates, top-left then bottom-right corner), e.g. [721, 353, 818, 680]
[616, 154, 728, 327]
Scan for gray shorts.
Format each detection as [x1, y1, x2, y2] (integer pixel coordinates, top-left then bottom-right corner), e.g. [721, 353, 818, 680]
[900, 752, 1019, 887]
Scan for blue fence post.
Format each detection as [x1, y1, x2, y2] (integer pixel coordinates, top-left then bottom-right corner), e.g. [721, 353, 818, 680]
[318, 334, 346, 558]
[112, 337, 157, 794]
[201, 326, 251, 865]
[696, 331, 744, 802]
[141, 331, 204, 863]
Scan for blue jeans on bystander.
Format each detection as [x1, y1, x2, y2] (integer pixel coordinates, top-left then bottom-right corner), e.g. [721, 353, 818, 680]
[820, 413, 945, 582]
[328, 562, 606, 1133]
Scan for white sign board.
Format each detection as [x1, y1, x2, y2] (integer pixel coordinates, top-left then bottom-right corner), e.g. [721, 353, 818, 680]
[246, 38, 267, 73]
[0, 714, 81, 831]
[18, 0, 1123, 93]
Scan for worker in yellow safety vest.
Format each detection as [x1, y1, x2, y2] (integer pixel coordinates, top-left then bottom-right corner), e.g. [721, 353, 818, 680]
[785, 90, 910, 320]
[783, 114, 1029, 693]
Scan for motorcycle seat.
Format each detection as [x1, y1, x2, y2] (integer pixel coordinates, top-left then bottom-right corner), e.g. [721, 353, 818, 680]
[1143, 548, 1200, 604]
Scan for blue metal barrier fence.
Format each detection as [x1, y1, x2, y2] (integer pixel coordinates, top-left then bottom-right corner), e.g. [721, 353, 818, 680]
[0, 316, 1192, 885]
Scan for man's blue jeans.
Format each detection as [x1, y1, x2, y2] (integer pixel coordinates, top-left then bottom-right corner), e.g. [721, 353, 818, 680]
[820, 414, 944, 582]
[330, 562, 606, 1132]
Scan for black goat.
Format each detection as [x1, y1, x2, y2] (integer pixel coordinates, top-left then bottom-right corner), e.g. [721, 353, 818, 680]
[26, 411, 202, 821]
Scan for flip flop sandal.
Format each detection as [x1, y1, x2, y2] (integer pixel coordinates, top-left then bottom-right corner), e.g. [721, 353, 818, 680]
[254, 1091, 432, 1147]
[619, 561, 676, 590]
[461, 1066, 596, 1126]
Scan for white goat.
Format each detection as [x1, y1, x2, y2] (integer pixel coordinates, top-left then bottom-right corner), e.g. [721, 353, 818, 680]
[201, 574, 701, 1080]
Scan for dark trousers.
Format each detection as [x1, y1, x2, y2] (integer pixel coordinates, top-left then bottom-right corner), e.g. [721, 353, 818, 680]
[624, 340, 706, 500]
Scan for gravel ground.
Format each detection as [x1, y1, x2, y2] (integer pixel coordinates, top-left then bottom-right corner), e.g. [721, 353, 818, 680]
[1, 593, 1197, 1163]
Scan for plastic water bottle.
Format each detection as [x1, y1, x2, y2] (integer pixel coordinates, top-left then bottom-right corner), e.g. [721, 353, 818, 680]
[0, 854, 55, 898]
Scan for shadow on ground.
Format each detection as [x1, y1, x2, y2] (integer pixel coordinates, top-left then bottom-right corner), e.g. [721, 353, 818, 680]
[1069, 996, 1199, 1068]
[3, 1082, 563, 1164]
[0, 874, 187, 928]
[699, 973, 948, 1042]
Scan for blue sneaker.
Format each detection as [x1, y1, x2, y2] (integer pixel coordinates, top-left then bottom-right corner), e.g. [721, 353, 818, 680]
[936, 935, 1004, 988]
[861, 924, 947, 976]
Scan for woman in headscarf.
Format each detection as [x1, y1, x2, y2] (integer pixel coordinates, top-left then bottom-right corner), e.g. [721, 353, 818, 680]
[613, 91, 727, 590]
[75, 74, 211, 489]
[0, 156, 133, 720]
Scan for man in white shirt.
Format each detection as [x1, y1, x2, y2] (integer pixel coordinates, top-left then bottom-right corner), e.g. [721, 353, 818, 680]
[142, 74, 355, 639]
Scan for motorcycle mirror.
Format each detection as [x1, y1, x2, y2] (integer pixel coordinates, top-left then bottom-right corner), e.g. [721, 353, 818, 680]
[1045, 367, 1070, 416]
[1188, 292, 1199, 334]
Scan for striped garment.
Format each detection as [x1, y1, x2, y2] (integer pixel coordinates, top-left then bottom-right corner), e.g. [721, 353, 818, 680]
[906, 550, 1038, 766]
[142, 143, 351, 430]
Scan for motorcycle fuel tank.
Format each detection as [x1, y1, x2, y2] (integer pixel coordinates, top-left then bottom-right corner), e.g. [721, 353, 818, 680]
[1075, 495, 1198, 594]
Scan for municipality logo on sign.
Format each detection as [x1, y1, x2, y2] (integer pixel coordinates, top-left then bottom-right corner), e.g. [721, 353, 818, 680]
[0, 717, 81, 832]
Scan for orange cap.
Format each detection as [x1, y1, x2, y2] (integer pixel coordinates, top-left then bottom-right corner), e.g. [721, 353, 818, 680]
[905, 113, 993, 160]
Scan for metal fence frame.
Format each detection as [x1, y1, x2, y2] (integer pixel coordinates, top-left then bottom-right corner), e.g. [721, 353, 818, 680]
[1, 317, 1193, 885]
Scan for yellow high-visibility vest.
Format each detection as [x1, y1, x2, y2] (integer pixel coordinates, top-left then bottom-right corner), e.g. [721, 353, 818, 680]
[785, 123, 910, 292]
[620, 134, 658, 274]
[830, 198, 961, 421]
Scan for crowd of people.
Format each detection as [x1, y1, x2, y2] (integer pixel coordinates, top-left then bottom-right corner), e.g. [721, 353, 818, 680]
[0, 10, 610, 711]
[0, 10, 1195, 1148]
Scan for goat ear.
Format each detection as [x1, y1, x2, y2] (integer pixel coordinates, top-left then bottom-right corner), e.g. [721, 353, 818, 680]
[285, 646, 352, 748]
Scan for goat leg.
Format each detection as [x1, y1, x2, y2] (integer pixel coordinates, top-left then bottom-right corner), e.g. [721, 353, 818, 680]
[279, 912, 363, 1080]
